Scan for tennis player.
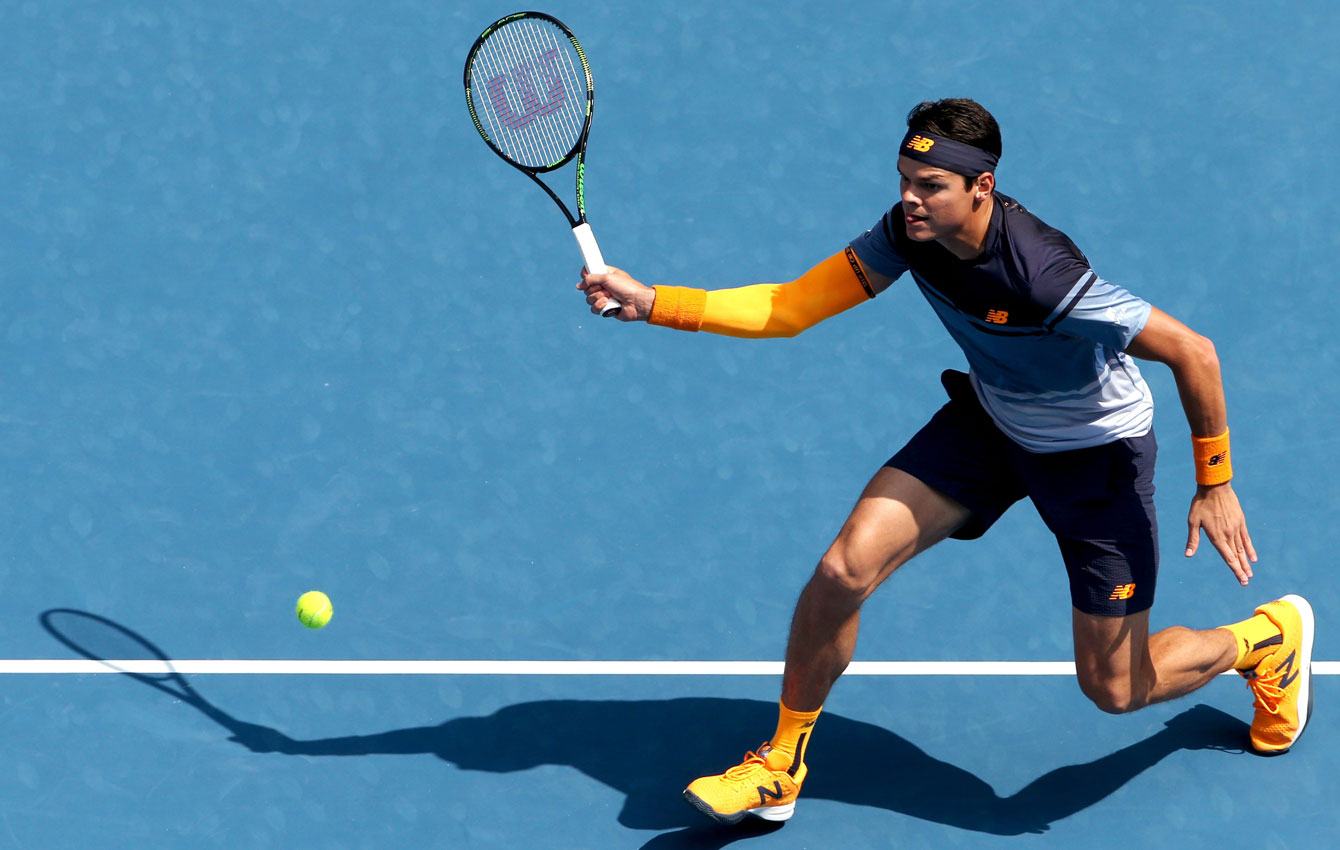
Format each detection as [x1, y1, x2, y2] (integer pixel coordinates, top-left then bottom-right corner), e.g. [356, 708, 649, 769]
[577, 98, 1314, 826]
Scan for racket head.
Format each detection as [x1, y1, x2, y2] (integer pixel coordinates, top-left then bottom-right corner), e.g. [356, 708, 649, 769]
[464, 11, 595, 174]
[40, 608, 192, 695]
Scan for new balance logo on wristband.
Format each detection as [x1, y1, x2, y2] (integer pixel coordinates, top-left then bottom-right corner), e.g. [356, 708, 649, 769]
[1207, 451, 1227, 466]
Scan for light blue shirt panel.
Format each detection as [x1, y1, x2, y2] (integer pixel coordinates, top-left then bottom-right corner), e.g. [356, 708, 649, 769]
[1050, 275, 1153, 352]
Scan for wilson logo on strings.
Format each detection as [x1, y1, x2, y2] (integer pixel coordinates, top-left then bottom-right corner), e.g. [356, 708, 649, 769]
[485, 48, 566, 130]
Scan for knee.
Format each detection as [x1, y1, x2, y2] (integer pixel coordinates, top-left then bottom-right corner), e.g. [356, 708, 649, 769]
[1077, 673, 1146, 715]
[814, 549, 878, 600]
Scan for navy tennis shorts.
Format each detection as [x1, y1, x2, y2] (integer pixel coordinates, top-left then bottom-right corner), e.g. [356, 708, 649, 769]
[887, 370, 1159, 617]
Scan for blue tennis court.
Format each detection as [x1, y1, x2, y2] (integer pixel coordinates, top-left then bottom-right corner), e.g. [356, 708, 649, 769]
[1, 1, 1336, 847]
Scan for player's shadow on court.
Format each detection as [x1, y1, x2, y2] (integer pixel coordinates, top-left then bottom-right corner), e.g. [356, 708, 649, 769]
[40, 610, 1250, 846]
[206, 696, 1248, 845]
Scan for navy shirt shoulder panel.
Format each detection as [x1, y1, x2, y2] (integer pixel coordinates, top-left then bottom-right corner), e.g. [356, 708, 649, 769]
[994, 196, 1094, 317]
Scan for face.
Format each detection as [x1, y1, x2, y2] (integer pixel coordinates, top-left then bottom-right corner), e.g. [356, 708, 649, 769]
[898, 155, 981, 241]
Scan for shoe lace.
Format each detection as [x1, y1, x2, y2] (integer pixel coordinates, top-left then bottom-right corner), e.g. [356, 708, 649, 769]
[720, 746, 772, 784]
[1244, 665, 1286, 716]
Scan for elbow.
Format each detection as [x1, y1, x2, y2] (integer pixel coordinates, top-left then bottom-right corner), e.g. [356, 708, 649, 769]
[1188, 332, 1219, 373]
[1165, 330, 1221, 386]
[771, 306, 819, 338]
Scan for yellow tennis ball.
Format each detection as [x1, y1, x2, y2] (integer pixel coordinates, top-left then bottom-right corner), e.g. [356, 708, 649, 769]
[296, 590, 333, 629]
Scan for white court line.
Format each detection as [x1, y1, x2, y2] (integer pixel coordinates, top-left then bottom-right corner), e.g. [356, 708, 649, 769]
[2, 660, 1339, 675]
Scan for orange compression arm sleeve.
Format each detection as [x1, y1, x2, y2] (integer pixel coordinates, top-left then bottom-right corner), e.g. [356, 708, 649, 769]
[647, 249, 875, 338]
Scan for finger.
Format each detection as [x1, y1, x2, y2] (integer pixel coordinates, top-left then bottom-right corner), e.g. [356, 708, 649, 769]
[1210, 535, 1250, 585]
[1233, 528, 1255, 580]
[1242, 526, 1258, 563]
[1184, 522, 1199, 557]
[1234, 544, 1253, 582]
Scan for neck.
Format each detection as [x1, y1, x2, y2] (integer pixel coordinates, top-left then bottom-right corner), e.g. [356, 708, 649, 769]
[939, 194, 995, 260]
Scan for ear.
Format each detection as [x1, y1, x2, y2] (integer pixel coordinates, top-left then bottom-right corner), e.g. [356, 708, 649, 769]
[974, 172, 995, 201]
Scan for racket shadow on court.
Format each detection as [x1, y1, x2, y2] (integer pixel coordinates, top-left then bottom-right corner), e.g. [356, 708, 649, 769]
[38, 610, 1251, 845]
[39, 608, 298, 754]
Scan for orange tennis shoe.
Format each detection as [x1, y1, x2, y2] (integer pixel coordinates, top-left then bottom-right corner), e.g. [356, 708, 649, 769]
[1240, 594, 1315, 755]
[683, 744, 806, 825]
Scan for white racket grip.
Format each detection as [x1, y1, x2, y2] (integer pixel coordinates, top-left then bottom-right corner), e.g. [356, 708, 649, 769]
[573, 222, 622, 318]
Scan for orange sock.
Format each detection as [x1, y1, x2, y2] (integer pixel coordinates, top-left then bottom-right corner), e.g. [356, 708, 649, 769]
[763, 700, 821, 772]
[1218, 613, 1283, 670]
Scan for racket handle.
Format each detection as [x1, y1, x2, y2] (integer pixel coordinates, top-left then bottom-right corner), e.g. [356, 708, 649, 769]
[573, 223, 622, 318]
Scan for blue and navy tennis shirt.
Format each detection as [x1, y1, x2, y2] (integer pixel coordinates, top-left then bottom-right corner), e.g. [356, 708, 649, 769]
[850, 193, 1153, 453]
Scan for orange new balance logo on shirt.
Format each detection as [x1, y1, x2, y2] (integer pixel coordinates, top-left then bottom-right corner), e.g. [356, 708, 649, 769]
[1109, 584, 1137, 601]
[985, 309, 1009, 324]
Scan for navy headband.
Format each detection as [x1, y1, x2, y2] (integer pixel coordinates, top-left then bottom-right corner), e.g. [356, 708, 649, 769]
[899, 129, 999, 176]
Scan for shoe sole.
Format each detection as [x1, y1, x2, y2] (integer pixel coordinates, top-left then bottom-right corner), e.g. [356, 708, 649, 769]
[682, 789, 796, 825]
[1254, 593, 1314, 756]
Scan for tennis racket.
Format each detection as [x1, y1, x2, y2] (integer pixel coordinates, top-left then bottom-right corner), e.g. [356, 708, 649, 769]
[464, 11, 621, 317]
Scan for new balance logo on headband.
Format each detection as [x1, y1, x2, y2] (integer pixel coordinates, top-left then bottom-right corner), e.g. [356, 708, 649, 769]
[899, 129, 999, 176]
[905, 135, 936, 153]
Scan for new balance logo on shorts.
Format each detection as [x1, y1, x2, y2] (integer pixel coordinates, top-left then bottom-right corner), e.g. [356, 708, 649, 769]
[985, 309, 1009, 324]
[1109, 583, 1136, 601]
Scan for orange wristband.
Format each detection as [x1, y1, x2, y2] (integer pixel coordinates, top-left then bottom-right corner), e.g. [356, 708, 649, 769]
[648, 286, 707, 332]
[1192, 428, 1232, 485]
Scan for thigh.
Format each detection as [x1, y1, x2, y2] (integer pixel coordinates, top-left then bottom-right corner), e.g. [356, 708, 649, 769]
[824, 465, 975, 594]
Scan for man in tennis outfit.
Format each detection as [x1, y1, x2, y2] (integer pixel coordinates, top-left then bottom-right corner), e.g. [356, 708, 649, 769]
[577, 98, 1314, 826]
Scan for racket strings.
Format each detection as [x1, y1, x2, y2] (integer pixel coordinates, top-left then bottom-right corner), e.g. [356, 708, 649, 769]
[479, 23, 579, 166]
[470, 18, 590, 169]
[490, 23, 566, 166]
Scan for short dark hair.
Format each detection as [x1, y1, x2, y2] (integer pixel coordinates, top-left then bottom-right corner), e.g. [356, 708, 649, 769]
[906, 98, 1001, 187]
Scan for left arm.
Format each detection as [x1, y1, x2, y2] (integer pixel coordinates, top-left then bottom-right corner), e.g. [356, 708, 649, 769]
[1124, 307, 1257, 584]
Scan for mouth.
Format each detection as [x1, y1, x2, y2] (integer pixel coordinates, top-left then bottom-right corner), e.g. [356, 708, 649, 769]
[905, 211, 929, 227]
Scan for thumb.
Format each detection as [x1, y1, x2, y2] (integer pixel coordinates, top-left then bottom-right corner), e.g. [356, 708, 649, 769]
[1185, 523, 1200, 557]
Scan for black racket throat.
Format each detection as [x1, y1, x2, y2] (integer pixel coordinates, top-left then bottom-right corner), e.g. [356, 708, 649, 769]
[524, 157, 587, 227]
